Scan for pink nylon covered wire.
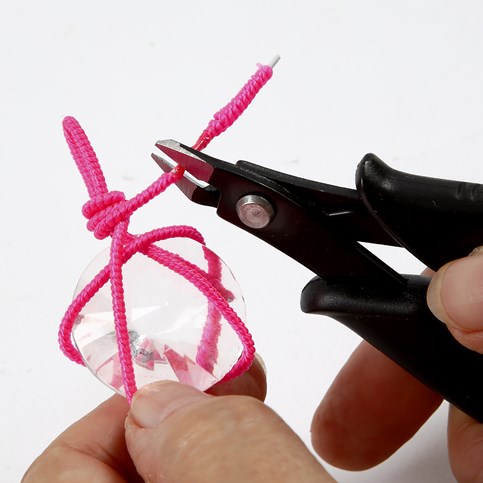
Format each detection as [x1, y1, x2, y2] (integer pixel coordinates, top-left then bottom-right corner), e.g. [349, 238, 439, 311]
[193, 63, 274, 151]
[59, 61, 275, 402]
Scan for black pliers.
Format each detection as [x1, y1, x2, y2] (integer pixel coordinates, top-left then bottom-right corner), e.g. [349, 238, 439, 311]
[153, 140, 483, 422]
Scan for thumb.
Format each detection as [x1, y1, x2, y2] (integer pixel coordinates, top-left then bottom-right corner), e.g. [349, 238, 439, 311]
[427, 248, 483, 353]
[125, 381, 333, 483]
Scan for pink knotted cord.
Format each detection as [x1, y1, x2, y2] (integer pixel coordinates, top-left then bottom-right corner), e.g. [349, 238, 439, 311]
[59, 60, 276, 403]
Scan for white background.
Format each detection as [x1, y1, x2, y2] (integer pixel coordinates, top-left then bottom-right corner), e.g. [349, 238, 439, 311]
[2, 1, 483, 481]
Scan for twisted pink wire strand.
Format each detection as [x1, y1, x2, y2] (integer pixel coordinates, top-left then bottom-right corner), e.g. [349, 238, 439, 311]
[59, 61, 274, 402]
[196, 249, 223, 373]
[193, 64, 273, 151]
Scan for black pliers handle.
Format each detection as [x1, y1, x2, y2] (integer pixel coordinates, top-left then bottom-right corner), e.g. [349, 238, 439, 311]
[153, 140, 483, 422]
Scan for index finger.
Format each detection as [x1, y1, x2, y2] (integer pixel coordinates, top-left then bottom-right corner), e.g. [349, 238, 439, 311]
[22, 394, 141, 482]
[311, 340, 442, 470]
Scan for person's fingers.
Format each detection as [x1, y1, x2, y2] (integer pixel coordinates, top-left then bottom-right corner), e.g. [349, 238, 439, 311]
[427, 252, 483, 481]
[125, 381, 334, 483]
[22, 394, 142, 483]
[311, 340, 442, 470]
[427, 249, 483, 353]
[207, 353, 267, 400]
[447, 406, 483, 483]
[22, 356, 267, 482]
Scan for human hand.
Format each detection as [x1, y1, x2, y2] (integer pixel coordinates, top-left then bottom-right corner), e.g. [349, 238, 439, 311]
[22, 357, 333, 482]
[312, 252, 483, 482]
[24, 253, 483, 483]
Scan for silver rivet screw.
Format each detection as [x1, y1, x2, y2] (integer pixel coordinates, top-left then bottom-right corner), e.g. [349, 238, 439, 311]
[236, 195, 274, 229]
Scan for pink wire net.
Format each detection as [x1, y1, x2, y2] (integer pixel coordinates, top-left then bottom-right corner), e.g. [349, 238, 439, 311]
[59, 61, 275, 402]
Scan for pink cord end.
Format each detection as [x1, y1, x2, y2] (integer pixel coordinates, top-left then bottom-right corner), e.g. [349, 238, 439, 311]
[192, 62, 275, 151]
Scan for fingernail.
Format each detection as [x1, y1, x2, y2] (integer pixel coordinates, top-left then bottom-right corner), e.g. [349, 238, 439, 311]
[469, 246, 483, 256]
[440, 253, 483, 331]
[130, 381, 209, 429]
[254, 353, 267, 375]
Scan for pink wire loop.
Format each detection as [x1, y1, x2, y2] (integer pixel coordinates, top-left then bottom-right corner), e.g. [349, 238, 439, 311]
[59, 60, 275, 403]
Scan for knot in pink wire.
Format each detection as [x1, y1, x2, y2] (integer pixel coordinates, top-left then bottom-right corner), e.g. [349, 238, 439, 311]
[82, 191, 128, 239]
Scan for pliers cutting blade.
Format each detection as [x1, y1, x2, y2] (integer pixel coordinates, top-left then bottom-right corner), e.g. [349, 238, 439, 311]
[153, 140, 483, 422]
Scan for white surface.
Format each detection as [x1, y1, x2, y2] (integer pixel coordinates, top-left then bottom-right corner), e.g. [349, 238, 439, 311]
[2, 1, 483, 481]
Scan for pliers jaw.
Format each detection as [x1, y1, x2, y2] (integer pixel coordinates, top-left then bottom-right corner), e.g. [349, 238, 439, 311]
[152, 141, 219, 207]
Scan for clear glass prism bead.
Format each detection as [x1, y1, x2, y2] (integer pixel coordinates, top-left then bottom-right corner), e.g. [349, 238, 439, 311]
[72, 238, 245, 396]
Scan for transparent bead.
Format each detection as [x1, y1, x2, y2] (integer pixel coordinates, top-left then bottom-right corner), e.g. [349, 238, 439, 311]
[72, 238, 245, 396]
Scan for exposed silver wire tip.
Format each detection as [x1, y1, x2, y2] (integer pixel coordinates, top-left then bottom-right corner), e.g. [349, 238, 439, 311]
[269, 55, 281, 68]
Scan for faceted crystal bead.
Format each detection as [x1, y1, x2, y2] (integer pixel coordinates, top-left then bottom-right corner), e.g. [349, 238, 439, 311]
[72, 238, 245, 396]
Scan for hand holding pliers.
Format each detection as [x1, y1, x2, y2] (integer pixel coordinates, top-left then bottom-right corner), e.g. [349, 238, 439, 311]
[153, 140, 483, 422]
